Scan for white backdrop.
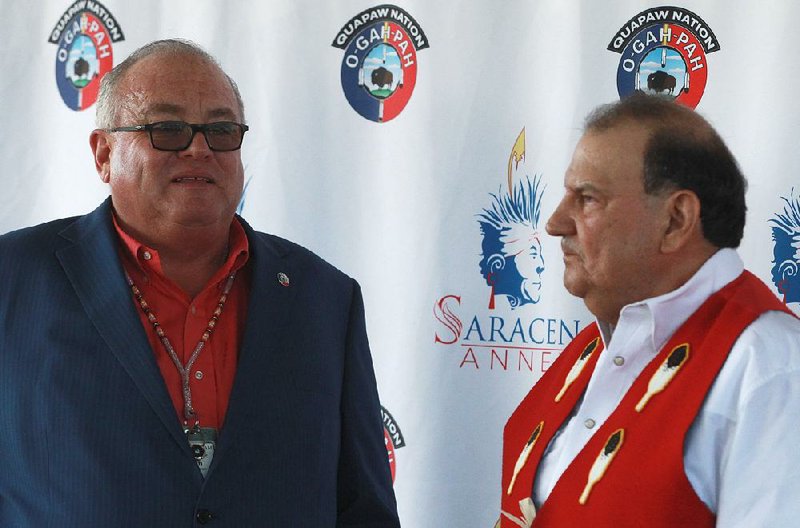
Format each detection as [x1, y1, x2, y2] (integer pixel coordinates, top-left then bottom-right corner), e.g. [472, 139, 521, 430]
[3, 2, 799, 526]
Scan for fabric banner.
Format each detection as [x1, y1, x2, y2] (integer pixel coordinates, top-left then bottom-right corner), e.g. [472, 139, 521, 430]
[2, 1, 798, 525]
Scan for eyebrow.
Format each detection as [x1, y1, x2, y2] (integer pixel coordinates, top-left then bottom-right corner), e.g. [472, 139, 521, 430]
[206, 107, 239, 121]
[569, 182, 603, 194]
[145, 103, 239, 121]
[145, 103, 183, 118]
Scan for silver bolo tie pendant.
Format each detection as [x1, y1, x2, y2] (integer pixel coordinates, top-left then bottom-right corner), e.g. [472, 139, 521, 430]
[186, 424, 218, 477]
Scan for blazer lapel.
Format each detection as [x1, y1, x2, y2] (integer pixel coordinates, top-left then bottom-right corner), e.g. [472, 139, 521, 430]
[55, 199, 190, 453]
[211, 220, 296, 464]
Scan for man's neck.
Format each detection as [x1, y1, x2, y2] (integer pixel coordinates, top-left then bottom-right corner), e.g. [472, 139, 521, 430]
[596, 243, 719, 327]
[158, 233, 230, 298]
[120, 217, 232, 297]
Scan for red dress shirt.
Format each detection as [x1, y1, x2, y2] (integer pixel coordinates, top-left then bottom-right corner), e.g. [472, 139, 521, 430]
[114, 216, 250, 430]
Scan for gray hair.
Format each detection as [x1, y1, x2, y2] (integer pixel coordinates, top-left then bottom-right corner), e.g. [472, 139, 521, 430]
[95, 38, 245, 128]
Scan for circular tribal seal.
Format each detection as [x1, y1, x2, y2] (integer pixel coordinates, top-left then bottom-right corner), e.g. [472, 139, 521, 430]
[332, 5, 429, 122]
[608, 7, 719, 108]
[48, 0, 125, 111]
[381, 406, 406, 482]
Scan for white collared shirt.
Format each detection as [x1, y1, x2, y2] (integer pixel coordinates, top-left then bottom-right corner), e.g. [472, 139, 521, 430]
[533, 249, 800, 527]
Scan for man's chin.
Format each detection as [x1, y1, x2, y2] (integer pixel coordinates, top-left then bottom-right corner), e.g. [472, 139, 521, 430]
[562, 273, 589, 300]
[164, 200, 236, 225]
[168, 209, 232, 229]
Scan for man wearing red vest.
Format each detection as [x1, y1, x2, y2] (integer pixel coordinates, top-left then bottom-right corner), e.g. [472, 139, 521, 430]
[499, 94, 800, 527]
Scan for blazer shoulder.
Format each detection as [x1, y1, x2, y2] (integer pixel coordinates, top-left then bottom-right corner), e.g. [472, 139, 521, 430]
[248, 228, 355, 285]
[0, 216, 81, 257]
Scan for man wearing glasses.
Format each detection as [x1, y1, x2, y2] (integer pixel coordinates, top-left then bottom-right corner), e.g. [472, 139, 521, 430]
[0, 39, 399, 527]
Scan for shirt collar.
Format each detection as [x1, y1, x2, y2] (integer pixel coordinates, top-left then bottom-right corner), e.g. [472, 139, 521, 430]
[598, 248, 744, 352]
[112, 213, 250, 282]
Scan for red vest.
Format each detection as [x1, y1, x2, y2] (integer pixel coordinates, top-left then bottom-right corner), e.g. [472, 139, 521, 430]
[500, 271, 790, 528]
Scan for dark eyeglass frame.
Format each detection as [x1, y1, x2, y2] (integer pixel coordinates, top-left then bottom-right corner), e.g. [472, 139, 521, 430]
[106, 121, 249, 152]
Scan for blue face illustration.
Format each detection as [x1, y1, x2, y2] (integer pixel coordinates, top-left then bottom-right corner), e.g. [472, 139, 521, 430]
[770, 193, 800, 304]
[516, 236, 545, 304]
[479, 228, 545, 308]
[478, 176, 545, 309]
[771, 227, 799, 303]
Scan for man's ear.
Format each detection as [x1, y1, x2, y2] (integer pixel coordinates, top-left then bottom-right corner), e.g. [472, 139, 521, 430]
[661, 189, 703, 253]
[89, 129, 112, 183]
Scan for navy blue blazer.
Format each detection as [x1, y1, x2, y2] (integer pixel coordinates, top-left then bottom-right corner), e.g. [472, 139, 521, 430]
[0, 199, 399, 527]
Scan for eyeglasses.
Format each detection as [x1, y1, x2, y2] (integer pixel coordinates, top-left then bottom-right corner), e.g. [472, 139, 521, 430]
[106, 121, 249, 151]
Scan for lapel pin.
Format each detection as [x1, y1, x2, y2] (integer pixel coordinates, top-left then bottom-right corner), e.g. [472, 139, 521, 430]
[277, 272, 290, 287]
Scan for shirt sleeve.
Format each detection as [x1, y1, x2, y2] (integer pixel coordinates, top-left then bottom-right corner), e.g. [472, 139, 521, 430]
[684, 310, 800, 527]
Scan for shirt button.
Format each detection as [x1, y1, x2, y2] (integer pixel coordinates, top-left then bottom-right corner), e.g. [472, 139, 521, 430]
[190, 305, 197, 315]
[142, 250, 152, 261]
[613, 356, 625, 366]
[584, 418, 596, 429]
[195, 370, 204, 380]
[196, 509, 213, 524]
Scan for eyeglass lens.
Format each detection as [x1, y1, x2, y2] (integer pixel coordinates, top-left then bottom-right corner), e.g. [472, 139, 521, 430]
[150, 122, 245, 151]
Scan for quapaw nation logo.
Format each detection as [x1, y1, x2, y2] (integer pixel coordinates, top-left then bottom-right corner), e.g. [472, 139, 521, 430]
[608, 6, 719, 108]
[332, 5, 429, 122]
[48, 0, 124, 111]
[381, 406, 405, 483]
[478, 129, 546, 310]
[769, 190, 800, 306]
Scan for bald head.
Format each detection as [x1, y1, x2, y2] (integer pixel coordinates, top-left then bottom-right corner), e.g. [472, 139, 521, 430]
[95, 39, 245, 128]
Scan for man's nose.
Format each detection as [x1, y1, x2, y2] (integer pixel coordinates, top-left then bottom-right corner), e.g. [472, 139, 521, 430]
[546, 199, 569, 236]
[179, 130, 212, 159]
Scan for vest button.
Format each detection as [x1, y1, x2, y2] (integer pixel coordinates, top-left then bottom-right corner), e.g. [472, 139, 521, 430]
[196, 509, 214, 524]
[613, 356, 625, 366]
[584, 418, 596, 429]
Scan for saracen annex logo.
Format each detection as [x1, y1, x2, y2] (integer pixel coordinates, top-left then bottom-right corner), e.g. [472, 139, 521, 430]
[608, 6, 719, 108]
[332, 5, 429, 123]
[433, 129, 586, 373]
[478, 129, 546, 311]
[48, 0, 124, 111]
[769, 190, 800, 309]
[381, 406, 406, 483]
